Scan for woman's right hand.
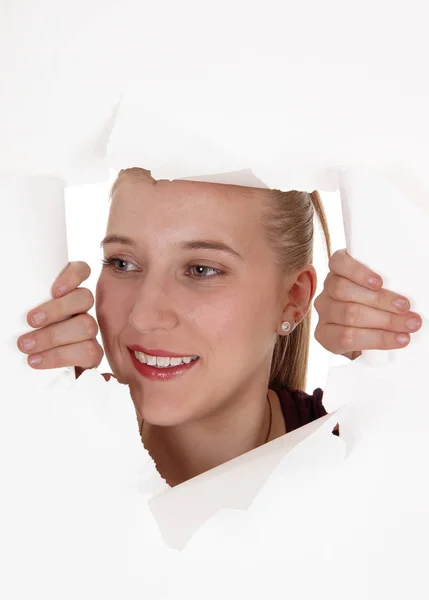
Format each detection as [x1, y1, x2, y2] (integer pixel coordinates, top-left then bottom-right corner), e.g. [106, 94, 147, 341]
[17, 261, 105, 379]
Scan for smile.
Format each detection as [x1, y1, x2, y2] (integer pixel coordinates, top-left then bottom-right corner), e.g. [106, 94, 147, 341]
[133, 350, 198, 368]
[127, 346, 200, 381]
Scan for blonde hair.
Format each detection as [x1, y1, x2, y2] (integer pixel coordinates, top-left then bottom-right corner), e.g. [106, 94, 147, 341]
[263, 189, 331, 391]
[109, 169, 332, 392]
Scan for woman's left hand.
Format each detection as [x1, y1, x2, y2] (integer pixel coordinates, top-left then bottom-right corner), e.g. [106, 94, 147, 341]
[313, 249, 423, 360]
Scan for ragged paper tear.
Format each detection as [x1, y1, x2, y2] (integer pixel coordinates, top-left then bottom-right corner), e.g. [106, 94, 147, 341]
[0, 368, 167, 599]
[105, 0, 429, 198]
[2, 0, 429, 597]
[0, 177, 77, 392]
[339, 166, 429, 367]
[329, 168, 429, 455]
[146, 167, 428, 551]
[149, 409, 341, 550]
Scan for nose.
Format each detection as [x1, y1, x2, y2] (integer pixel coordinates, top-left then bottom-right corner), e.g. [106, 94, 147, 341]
[128, 273, 179, 334]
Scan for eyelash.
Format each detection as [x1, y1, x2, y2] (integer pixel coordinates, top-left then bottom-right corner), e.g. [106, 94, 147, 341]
[101, 257, 226, 280]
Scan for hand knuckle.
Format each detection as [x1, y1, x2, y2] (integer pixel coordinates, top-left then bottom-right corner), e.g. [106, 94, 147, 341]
[328, 253, 338, 272]
[329, 275, 346, 300]
[84, 340, 97, 360]
[42, 326, 56, 348]
[79, 287, 95, 309]
[322, 273, 332, 296]
[85, 341, 102, 366]
[339, 327, 356, 351]
[345, 303, 360, 326]
[376, 332, 389, 350]
[387, 312, 398, 331]
[375, 290, 389, 311]
[49, 347, 61, 367]
[81, 313, 99, 338]
[381, 332, 393, 349]
[57, 293, 69, 315]
[314, 324, 332, 349]
[76, 261, 91, 280]
[328, 249, 345, 272]
[313, 295, 321, 312]
[323, 271, 333, 286]
[313, 326, 322, 344]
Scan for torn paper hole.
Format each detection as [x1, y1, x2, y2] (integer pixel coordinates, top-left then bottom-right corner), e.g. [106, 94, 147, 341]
[3, 0, 429, 596]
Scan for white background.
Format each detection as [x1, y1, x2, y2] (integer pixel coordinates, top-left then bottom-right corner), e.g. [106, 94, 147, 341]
[65, 174, 346, 410]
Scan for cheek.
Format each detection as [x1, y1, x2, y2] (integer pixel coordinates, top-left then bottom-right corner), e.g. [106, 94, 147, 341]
[95, 278, 130, 336]
[191, 289, 273, 350]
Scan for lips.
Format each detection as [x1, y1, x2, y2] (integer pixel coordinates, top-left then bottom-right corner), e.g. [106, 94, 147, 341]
[128, 348, 200, 381]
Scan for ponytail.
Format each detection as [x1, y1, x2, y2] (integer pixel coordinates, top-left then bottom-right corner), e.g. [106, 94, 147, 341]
[266, 190, 332, 391]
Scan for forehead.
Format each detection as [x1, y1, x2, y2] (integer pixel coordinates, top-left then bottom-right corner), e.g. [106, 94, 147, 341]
[109, 176, 267, 243]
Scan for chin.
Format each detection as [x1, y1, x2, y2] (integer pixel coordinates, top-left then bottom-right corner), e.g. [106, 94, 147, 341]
[128, 384, 197, 428]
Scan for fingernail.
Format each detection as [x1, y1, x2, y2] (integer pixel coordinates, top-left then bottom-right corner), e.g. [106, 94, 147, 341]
[368, 277, 382, 288]
[29, 354, 42, 366]
[393, 297, 409, 311]
[56, 285, 68, 297]
[396, 334, 409, 345]
[21, 337, 36, 351]
[31, 312, 46, 326]
[406, 317, 421, 331]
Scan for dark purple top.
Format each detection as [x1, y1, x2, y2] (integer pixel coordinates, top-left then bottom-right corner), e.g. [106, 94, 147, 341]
[273, 386, 339, 436]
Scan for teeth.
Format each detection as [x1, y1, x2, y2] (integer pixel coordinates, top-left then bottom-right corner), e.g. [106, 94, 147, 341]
[134, 351, 198, 368]
[135, 351, 146, 363]
[156, 356, 170, 368]
[170, 357, 182, 366]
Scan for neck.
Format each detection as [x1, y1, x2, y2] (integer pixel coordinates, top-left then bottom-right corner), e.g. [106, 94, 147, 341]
[140, 386, 285, 487]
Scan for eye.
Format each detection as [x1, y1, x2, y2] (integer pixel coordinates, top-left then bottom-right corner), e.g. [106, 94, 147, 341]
[101, 257, 137, 273]
[187, 265, 225, 279]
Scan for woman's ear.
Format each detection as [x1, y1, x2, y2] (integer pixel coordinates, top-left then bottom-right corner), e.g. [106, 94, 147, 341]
[280, 264, 317, 328]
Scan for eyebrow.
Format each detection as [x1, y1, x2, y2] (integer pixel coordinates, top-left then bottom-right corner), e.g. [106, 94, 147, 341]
[179, 240, 243, 259]
[100, 235, 243, 260]
[100, 235, 136, 249]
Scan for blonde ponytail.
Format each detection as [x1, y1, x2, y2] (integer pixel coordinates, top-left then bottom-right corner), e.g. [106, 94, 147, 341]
[265, 190, 332, 391]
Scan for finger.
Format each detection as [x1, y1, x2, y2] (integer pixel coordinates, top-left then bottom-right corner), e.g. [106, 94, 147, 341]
[322, 273, 412, 314]
[315, 323, 411, 355]
[18, 313, 98, 355]
[26, 288, 94, 329]
[26, 340, 104, 370]
[328, 249, 383, 290]
[52, 261, 91, 299]
[319, 297, 422, 334]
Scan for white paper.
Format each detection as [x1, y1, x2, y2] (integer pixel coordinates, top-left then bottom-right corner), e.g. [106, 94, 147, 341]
[0, 370, 160, 599]
[0, 0, 121, 185]
[142, 172, 429, 600]
[2, 1, 429, 598]
[105, 0, 429, 201]
[327, 168, 429, 453]
[339, 166, 429, 367]
[0, 177, 76, 392]
[149, 410, 340, 550]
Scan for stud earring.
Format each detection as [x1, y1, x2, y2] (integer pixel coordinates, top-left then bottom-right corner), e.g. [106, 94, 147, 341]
[281, 321, 292, 333]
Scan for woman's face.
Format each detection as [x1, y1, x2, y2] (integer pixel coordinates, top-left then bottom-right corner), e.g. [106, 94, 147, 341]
[96, 175, 289, 427]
